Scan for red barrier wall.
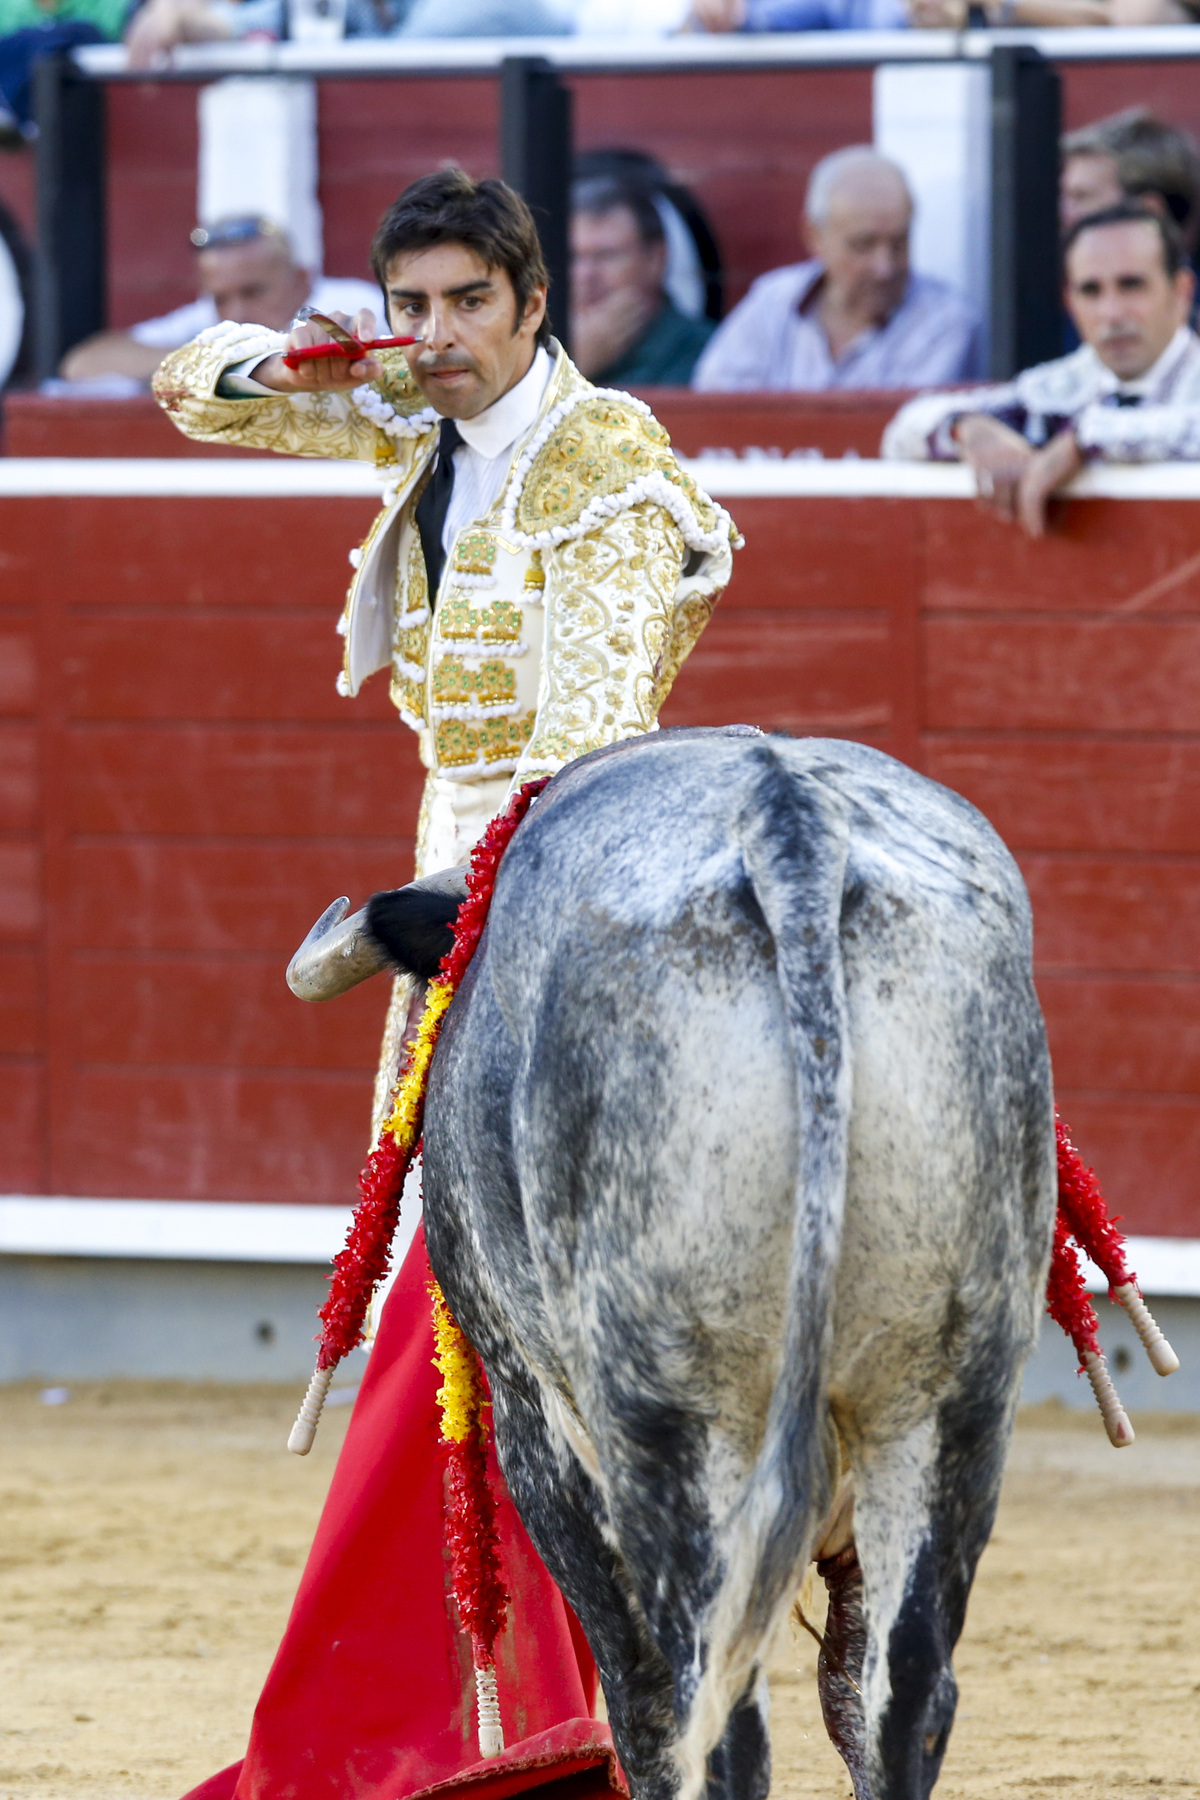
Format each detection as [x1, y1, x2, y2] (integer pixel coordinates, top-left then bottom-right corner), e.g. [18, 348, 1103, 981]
[2, 481, 1198, 1235]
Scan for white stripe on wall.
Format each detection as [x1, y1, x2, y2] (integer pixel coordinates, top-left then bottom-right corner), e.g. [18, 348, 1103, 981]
[2, 456, 1200, 501]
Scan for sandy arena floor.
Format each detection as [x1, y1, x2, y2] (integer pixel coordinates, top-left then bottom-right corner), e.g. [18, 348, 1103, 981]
[1, 1382, 1198, 1800]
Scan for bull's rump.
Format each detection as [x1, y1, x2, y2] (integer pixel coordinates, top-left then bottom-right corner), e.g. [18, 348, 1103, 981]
[425, 729, 1050, 1493]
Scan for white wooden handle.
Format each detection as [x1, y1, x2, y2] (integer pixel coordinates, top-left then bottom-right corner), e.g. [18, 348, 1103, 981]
[288, 1364, 335, 1455]
[1113, 1283, 1180, 1376]
[475, 1664, 504, 1758]
[1082, 1349, 1135, 1448]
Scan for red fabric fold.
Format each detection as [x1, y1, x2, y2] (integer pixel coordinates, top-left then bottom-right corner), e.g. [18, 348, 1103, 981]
[180, 1225, 623, 1800]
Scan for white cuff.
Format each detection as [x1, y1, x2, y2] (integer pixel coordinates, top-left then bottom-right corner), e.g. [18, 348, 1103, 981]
[217, 355, 280, 398]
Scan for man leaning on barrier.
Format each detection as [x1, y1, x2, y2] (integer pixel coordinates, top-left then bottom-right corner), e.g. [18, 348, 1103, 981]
[883, 203, 1200, 537]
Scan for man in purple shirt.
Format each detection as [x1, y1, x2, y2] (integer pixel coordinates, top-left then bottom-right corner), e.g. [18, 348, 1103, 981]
[692, 145, 982, 392]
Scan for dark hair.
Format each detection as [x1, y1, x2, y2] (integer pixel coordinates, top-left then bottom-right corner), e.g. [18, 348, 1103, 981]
[1063, 108, 1200, 240]
[371, 168, 551, 348]
[1063, 201, 1186, 279]
[571, 173, 665, 248]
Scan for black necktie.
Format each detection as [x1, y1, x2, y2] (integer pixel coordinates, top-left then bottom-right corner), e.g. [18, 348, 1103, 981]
[1113, 392, 1143, 407]
[415, 418, 463, 603]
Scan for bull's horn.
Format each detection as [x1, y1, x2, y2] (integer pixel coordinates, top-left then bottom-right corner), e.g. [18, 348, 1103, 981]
[286, 896, 391, 1002]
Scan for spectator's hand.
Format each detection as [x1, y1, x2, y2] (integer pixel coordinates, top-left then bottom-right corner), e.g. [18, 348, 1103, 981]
[906, 0, 966, 25]
[1017, 429, 1084, 539]
[251, 310, 385, 393]
[686, 0, 747, 31]
[570, 285, 658, 381]
[954, 414, 1035, 525]
[125, 0, 233, 68]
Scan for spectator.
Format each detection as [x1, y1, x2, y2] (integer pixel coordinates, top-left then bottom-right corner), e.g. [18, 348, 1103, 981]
[125, 0, 570, 60]
[570, 172, 714, 387]
[882, 205, 1200, 536]
[903, 0, 1106, 25]
[1061, 108, 1200, 253]
[692, 146, 981, 393]
[58, 216, 380, 385]
[1, 10, 124, 141]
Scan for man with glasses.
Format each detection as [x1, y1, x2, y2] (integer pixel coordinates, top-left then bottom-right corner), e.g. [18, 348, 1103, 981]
[58, 215, 379, 387]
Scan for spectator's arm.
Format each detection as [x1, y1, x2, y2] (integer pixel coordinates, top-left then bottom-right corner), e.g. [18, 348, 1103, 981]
[881, 384, 1027, 461]
[59, 332, 165, 383]
[125, 0, 236, 67]
[907, 0, 1108, 20]
[1074, 402, 1200, 463]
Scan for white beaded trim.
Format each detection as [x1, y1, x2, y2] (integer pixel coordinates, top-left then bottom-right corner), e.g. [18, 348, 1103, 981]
[437, 638, 529, 659]
[336, 670, 352, 697]
[439, 754, 522, 782]
[351, 385, 439, 440]
[195, 319, 284, 365]
[447, 572, 496, 591]
[498, 387, 736, 555]
[396, 705, 423, 732]
[394, 658, 425, 682]
[431, 701, 522, 722]
[395, 606, 430, 630]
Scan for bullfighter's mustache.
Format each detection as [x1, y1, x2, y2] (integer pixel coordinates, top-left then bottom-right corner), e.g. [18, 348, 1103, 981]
[413, 354, 478, 375]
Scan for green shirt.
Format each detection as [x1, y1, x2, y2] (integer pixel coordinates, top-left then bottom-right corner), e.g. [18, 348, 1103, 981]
[595, 298, 715, 390]
[0, 0, 128, 37]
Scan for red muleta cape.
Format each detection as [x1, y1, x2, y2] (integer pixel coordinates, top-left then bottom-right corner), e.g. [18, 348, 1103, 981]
[182, 1224, 626, 1800]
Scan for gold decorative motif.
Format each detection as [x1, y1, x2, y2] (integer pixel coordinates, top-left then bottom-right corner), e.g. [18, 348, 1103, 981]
[431, 657, 517, 710]
[453, 531, 498, 576]
[439, 596, 523, 644]
[523, 550, 546, 591]
[435, 711, 537, 769]
[514, 399, 674, 535]
[390, 673, 426, 721]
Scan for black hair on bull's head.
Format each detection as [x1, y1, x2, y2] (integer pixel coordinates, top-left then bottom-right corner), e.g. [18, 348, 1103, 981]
[364, 867, 468, 980]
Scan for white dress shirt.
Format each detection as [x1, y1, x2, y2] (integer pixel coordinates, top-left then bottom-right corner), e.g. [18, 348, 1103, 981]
[438, 345, 553, 553]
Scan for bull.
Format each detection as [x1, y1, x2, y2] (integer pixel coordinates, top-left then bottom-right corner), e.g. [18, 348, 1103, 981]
[340, 729, 1056, 1800]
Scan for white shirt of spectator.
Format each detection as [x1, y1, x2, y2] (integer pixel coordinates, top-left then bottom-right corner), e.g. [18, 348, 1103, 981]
[882, 325, 1200, 464]
[130, 276, 383, 350]
[691, 258, 983, 393]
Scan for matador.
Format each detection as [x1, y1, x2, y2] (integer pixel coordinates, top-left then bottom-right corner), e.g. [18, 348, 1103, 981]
[154, 168, 739, 1800]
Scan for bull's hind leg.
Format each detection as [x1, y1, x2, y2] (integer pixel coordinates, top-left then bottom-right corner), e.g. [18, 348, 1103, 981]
[488, 1375, 680, 1800]
[849, 1375, 1014, 1800]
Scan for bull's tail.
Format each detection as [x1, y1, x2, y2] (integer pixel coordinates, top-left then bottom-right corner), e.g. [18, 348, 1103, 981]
[678, 744, 852, 1798]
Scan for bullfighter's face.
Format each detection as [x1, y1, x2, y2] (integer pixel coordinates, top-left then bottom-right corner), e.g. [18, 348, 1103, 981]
[383, 242, 548, 420]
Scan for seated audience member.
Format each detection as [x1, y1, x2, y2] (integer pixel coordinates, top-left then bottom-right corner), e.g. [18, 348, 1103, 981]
[692, 146, 981, 392]
[684, 0, 908, 27]
[903, 0, 1106, 25]
[125, 0, 569, 59]
[883, 205, 1200, 536]
[1061, 108, 1200, 253]
[58, 217, 380, 386]
[570, 173, 714, 386]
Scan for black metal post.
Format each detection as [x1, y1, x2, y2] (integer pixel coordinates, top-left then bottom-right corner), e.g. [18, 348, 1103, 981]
[989, 45, 1062, 380]
[33, 53, 106, 382]
[499, 56, 572, 358]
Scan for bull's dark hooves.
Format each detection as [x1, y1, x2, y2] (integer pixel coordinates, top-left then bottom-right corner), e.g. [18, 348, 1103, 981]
[721, 724, 764, 737]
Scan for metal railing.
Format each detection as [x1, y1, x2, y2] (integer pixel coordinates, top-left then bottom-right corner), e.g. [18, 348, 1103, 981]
[33, 25, 1200, 381]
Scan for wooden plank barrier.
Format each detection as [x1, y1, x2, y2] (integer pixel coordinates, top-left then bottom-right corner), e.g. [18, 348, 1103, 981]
[1, 457, 1198, 1243]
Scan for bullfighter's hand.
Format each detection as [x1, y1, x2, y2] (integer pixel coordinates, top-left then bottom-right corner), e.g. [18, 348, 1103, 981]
[251, 310, 385, 393]
[1017, 428, 1084, 538]
[954, 413, 1035, 525]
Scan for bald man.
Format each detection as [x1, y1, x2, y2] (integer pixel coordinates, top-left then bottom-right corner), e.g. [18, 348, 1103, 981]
[692, 145, 982, 391]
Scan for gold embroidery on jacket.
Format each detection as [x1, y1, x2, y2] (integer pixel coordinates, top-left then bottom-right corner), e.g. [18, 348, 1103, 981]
[439, 596, 523, 644]
[431, 657, 518, 711]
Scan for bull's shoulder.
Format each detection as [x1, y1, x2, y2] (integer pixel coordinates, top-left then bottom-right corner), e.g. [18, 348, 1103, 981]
[505, 388, 721, 546]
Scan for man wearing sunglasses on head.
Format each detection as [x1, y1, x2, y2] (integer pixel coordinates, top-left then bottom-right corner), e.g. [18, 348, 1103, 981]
[58, 215, 380, 387]
[153, 167, 738, 1800]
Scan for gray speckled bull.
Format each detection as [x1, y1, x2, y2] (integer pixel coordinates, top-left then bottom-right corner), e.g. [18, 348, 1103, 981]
[418, 729, 1056, 1800]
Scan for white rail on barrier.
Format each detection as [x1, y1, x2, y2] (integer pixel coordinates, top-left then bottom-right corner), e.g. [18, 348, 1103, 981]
[2, 1196, 1196, 1292]
[72, 25, 1200, 79]
[2, 455, 1200, 501]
